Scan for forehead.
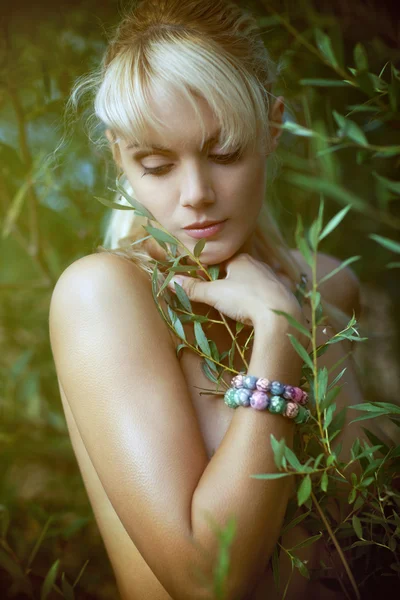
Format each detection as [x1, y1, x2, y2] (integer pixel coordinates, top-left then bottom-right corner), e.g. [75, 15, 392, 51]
[122, 85, 219, 151]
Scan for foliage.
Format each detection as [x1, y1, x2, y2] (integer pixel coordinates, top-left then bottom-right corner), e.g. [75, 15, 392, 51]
[0, 0, 399, 598]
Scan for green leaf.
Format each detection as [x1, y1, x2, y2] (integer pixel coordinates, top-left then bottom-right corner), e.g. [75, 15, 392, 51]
[194, 239, 206, 258]
[282, 511, 311, 534]
[319, 256, 360, 285]
[61, 574, 75, 600]
[333, 111, 368, 147]
[354, 43, 368, 71]
[369, 234, 400, 254]
[114, 179, 154, 219]
[348, 488, 357, 504]
[300, 78, 351, 87]
[41, 559, 60, 600]
[315, 28, 339, 68]
[250, 473, 295, 480]
[271, 547, 280, 593]
[284, 446, 303, 472]
[319, 205, 351, 241]
[143, 225, 177, 246]
[167, 306, 186, 341]
[293, 556, 310, 579]
[270, 434, 286, 470]
[290, 533, 322, 551]
[208, 265, 220, 280]
[323, 403, 336, 431]
[372, 172, 400, 195]
[388, 262, 400, 269]
[194, 321, 211, 356]
[287, 173, 368, 215]
[316, 366, 328, 402]
[281, 121, 316, 137]
[173, 282, 192, 313]
[288, 334, 314, 371]
[297, 475, 312, 507]
[271, 310, 311, 339]
[320, 471, 329, 492]
[94, 196, 135, 211]
[352, 515, 363, 540]
[201, 361, 219, 384]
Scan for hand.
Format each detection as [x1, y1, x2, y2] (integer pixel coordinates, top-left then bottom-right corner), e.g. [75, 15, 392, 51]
[167, 253, 308, 345]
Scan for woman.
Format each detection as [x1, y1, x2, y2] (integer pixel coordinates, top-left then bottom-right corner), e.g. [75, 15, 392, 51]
[49, 1, 398, 598]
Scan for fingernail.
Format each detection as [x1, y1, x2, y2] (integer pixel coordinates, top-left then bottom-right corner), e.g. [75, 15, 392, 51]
[169, 275, 184, 287]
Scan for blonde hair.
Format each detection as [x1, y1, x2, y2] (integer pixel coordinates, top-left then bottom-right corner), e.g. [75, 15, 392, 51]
[69, 0, 349, 333]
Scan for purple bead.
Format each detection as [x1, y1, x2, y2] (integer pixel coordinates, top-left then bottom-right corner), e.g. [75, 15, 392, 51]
[283, 386, 296, 401]
[231, 374, 245, 389]
[270, 381, 285, 396]
[235, 388, 252, 407]
[243, 375, 258, 390]
[284, 402, 300, 419]
[250, 391, 270, 410]
[300, 391, 309, 406]
[256, 378, 271, 393]
[292, 387, 304, 403]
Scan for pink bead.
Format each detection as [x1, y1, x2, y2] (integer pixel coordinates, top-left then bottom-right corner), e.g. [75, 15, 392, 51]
[292, 387, 304, 403]
[300, 391, 308, 405]
[250, 391, 270, 411]
[283, 386, 295, 401]
[256, 378, 270, 393]
[231, 374, 245, 389]
[285, 402, 300, 419]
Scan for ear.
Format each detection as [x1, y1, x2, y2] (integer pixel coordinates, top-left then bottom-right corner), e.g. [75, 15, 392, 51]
[268, 96, 285, 153]
[105, 128, 122, 168]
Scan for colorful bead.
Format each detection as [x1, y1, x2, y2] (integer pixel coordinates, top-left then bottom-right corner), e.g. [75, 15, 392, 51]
[250, 391, 270, 410]
[235, 388, 252, 407]
[224, 388, 240, 408]
[231, 374, 245, 389]
[256, 378, 271, 393]
[293, 405, 310, 424]
[270, 381, 285, 396]
[300, 391, 309, 405]
[268, 396, 287, 414]
[284, 402, 300, 419]
[243, 375, 258, 390]
[283, 386, 296, 401]
[292, 387, 304, 403]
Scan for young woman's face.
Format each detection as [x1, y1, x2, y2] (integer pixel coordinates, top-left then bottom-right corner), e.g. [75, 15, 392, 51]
[117, 88, 268, 266]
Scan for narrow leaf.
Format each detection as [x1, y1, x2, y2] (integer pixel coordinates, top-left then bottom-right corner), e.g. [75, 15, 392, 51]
[297, 475, 312, 507]
[288, 334, 314, 370]
[369, 234, 400, 254]
[352, 515, 363, 540]
[319, 256, 360, 285]
[272, 310, 311, 339]
[41, 559, 60, 600]
[194, 321, 211, 356]
[319, 205, 351, 241]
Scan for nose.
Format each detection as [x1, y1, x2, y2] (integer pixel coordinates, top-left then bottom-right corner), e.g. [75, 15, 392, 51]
[179, 160, 216, 208]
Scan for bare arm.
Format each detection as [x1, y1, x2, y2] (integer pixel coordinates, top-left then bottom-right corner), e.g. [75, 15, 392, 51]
[192, 321, 299, 598]
[49, 253, 302, 600]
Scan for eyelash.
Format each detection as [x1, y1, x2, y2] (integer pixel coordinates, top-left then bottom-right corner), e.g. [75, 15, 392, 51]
[141, 150, 242, 177]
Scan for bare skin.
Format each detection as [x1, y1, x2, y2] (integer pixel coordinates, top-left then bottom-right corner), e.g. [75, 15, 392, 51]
[49, 95, 399, 600]
[49, 245, 399, 600]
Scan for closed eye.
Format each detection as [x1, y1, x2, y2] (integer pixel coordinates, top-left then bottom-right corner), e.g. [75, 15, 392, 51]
[141, 150, 242, 177]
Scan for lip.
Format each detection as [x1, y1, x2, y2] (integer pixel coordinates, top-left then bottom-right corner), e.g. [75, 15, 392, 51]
[184, 220, 227, 239]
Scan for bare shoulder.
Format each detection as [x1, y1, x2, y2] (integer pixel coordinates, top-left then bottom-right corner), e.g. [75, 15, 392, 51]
[48, 252, 212, 598]
[290, 249, 361, 318]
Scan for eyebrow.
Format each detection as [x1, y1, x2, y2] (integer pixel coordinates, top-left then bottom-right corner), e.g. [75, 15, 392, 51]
[126, 129, 221, 152]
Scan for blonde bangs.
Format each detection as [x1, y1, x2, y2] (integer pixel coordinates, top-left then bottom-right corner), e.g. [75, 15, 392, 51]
[94, 33, 270, 153]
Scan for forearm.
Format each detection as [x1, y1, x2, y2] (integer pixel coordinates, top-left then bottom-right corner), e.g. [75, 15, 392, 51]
[190, 321, 303, 599]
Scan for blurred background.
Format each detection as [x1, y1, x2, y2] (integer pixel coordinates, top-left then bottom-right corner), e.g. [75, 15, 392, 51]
[0, 0, 399, 598]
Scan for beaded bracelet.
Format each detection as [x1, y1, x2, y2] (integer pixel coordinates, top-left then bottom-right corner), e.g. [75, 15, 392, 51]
[224, 374, 310, 424]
